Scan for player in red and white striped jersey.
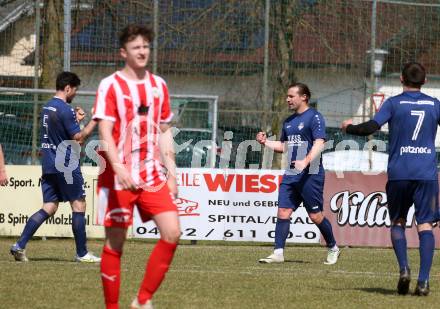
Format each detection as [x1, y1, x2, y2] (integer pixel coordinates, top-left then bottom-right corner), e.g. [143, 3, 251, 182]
[93, 24, 180, 309]
[93, 68, 173, 191]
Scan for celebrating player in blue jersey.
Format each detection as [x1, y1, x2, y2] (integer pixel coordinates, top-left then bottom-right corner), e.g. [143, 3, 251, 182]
[257, 82, 340, 265]
[10, 71, 100, 263]
[342, 62, 440, 296]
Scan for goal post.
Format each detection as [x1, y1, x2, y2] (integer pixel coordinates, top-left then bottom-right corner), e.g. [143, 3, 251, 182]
[0, 87, 218, 168]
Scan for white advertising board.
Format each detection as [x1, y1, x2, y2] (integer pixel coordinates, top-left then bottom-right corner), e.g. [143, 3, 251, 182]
[134, 168, 320, 243]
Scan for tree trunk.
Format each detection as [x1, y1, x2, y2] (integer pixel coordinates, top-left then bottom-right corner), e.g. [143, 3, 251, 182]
[40, 0, 64, 90]
[269, 1, 299, 168]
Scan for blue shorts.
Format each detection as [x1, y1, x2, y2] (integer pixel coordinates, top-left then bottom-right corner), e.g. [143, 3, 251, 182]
[41, 173, 86, 203]
[278, 175, 324, 213]
[386, 180, 440, 225]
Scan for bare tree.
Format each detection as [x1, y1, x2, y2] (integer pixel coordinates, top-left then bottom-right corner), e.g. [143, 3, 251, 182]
[40, 0, 63, 89]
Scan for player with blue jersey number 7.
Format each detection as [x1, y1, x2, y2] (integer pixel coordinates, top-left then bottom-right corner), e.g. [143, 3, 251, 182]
[342, 62, 440, 296]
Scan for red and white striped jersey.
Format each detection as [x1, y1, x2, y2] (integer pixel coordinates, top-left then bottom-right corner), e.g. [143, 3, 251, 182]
[93, 70, 173, 190]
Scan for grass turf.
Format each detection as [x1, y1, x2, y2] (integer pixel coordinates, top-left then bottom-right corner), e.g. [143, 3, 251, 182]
[0, 238, 439, 308]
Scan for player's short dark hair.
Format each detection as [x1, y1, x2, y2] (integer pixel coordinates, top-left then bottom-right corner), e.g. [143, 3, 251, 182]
[55, 71, 81, 91]
[288, 82, 311, 101]
[119, 24, 154, 48]
[401, 62, 426, 88]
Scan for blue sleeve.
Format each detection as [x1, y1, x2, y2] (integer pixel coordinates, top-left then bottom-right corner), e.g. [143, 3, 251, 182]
[437, 99, 440, 126]
[373, 98, 392, 126]
[311, 112, 326, 140]
[61, 106, 81, 138]
[280, 122, 287, 142]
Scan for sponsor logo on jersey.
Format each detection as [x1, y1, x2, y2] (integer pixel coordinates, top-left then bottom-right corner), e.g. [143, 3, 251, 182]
[399, 146, 432, 156]
[287, 134, 304, 146]
[41, 143, 57, 150]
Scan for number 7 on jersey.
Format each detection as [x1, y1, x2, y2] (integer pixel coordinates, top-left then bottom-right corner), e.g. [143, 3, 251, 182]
[410, 110, 425, 141]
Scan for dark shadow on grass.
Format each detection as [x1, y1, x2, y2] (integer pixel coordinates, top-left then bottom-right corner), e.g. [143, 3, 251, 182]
[284, 259, 311, 264]
[355, 287, 396, 295]
[30, 257, 74, 262]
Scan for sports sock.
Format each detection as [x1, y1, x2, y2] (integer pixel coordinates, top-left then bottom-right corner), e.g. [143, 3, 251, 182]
[390, 225, 408, 271]
[72, 212, 87, 257]
[137, 239, 177, 304]
[17, 209, 50, 249]
[274, 248, 284, 256]
[274, 218, 290, 250]
[418, 230, 434, 282]
[101, 246, 122, 309]
[317, 217, 336, 248]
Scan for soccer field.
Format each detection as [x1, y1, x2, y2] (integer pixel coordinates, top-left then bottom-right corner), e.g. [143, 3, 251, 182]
[0, 238, 439, 309]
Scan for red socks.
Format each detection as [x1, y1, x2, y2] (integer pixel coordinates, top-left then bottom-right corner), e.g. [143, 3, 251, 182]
[101, 240, 177, 307]
[101, 246, 122, 309]
[137, 239, 178, 304]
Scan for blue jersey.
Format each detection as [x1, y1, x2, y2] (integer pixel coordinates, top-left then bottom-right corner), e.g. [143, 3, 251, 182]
[280, 108, 326, 182]
[40, 97, 81, 174]
[373, 91, 440, 180]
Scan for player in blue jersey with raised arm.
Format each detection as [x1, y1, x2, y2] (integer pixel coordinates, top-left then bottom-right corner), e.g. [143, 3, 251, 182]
[257, 82, 340, 265]
[10, 71, 100, 263]
[342, 62, 440, 296]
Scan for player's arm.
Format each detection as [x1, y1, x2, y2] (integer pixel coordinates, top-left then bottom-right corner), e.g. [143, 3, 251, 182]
[98, 120, 137, 191]
[0, 144, 8, 186]
[157, 79, 178, 198]
[342, 98, 391, 136]
[256, 132, 285, 153]
[72, 119, 97, 144]
[341, 119, 380, 136]
[60, 106, 96, 144]
[159, 123, 178, 198]
[293, 139, 325, 171]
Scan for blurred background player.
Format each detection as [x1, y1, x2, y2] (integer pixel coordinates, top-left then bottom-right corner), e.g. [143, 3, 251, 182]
[342, 62, 440, 296]
[257, 83, 340, 265]
[93, 24, 179, 309]
[10, 71, 100, 263]
[0, 143, 8, 186]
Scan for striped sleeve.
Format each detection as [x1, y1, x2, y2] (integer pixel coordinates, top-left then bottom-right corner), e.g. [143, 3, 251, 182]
[93, 78, 118, 122]
[159, 79, 174, 123]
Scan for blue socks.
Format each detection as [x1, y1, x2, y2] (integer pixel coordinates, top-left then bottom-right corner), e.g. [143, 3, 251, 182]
[391, 226, 435, 282]
[17, 209, 50, 249]
[274, 218, 290, 249]
[317, 217, 336, 248]
[390, 225, 408, 271]
[72, 212, 88, 257]
[17, 210, 88, 257]
[418, 230, 434, 282]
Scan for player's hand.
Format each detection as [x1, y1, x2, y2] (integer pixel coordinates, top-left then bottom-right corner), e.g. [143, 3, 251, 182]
[0, 169, 8, 186]
[75, 107, 86, 122]
[341, 119, 353, 132]
[113, 163, 137, 191]
[167, 176, 178, 200]
[256, 131, 267, 145]
[292, 158, 309, 172]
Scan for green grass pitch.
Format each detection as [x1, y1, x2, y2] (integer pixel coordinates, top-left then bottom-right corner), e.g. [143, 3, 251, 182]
[0, 238, 439, 308]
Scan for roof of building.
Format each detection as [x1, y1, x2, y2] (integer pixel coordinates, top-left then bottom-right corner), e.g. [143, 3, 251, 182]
[2, 0, 440, 75]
